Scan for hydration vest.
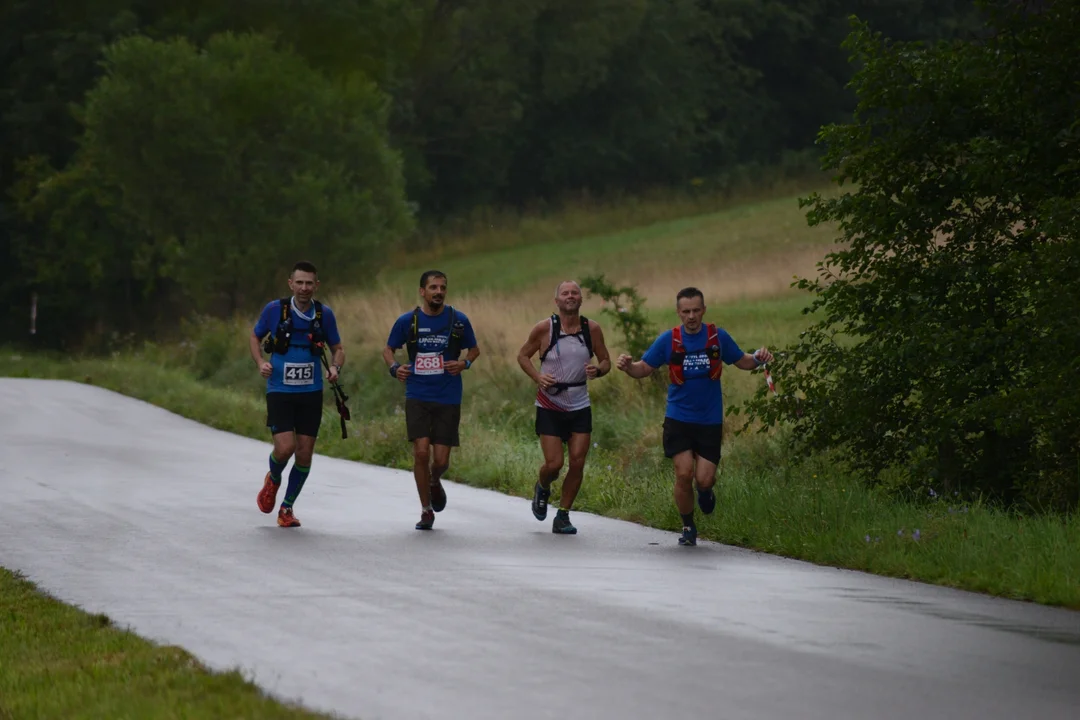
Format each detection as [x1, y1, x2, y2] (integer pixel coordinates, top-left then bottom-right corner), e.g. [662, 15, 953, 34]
[668, 324, 723, 385]
[406, 305, 465, 362]
[263, 297, 325, 355]
[539, 313, 593, 362]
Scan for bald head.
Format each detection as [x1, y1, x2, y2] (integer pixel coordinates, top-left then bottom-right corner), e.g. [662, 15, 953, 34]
[555, 280, 581, 298]
[553, 280, 583, 314]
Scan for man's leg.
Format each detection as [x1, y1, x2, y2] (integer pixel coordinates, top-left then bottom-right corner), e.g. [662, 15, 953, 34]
[405, 399, 436, 529]
[426, 402, 460, 516]
[413, 437, 433, 509]
[552, 432, 589, 535]
[429, 443, 451, 512]
[693, 455, 719, 515]
[276, 392, 322, 527]
[533, 434, 564, 521]
[672, 450, 698, 545]
[281, 434, 316, 508]
[259, 431, 296, 513]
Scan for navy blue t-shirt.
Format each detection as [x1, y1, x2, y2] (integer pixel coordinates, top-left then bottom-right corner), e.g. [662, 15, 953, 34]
[254, 299, 341, 394]
[641, 325, 744, 425]
[386, 307, 477, 405]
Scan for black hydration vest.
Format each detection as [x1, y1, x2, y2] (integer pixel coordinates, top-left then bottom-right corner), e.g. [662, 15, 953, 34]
[405, 305, 466, 362]
[263, 297, 325, 355]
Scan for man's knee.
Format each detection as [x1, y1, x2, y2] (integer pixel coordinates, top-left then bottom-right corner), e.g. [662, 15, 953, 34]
[542, 456, 564, 476]
[413, 444, 431, 466]
[567, 453, 587, 472]
[273, 437, 297, 459]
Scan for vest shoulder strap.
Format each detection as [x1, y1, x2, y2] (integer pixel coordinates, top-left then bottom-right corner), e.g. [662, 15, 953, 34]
[580, 316, 593, 358]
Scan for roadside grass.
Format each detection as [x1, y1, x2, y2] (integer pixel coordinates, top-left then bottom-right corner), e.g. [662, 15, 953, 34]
[0, 567, 340, 719]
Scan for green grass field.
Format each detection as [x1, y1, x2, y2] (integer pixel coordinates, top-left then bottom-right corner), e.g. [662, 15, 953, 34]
[0, 567, 339, 719]
[3, 186, 1078, 716]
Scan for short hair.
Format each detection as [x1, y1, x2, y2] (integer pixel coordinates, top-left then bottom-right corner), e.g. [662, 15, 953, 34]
[676, 287, 704, 304]
[291, 261, 318, 277]
[420, 270, 447, 288]
[554, 280, 581, 298]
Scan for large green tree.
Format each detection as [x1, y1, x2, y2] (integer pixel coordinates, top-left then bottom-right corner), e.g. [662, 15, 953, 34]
[740, 0, 1080, 511]
[16, 31, 411, 343]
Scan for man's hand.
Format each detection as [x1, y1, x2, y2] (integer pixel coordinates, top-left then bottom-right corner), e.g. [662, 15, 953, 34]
[259, 361, 272, 378]
[445, 360, 467, 376]
[327, 365, 340, 383]
[395, 364, 412, 382]
[536, 372, 557, 390]
[616, 354, 633, 373]
[585, 363, 600, 379]
[753, 347, 774, 365]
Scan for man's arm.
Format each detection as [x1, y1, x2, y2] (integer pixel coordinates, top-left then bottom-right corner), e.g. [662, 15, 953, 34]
[516, 321, 556, 388]
[249, 332, 272, 378]
[733, 346, 773, 371]
[383, 345, 411, 382]
[585, 321, 612, 379]
[327, 342, 346, 382]
[616, 353, 657, 379]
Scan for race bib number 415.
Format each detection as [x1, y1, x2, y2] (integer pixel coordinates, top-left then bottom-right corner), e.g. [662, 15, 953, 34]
[283, 361, 316, 386]
[413, 352, 445, 376]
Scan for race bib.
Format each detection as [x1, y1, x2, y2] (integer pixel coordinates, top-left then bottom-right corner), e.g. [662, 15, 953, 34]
[283, 361, 316, 386]
[413, 352, 445, 376]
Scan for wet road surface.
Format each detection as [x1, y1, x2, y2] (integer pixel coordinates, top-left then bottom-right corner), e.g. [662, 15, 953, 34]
[2, 378, 1079, 720]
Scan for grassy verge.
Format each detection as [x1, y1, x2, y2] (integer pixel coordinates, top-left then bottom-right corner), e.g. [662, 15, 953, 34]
[0, 568, 339, 719]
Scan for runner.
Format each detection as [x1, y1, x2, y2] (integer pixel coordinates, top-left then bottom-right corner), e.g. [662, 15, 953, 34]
[249, 261, 345, 528]
[384, 270, 480, 530]
[517, 280, 612, 534]
[615, 286, 772, 546]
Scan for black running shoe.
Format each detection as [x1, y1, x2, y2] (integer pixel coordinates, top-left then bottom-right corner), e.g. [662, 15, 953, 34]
[697, 488, 716, 515]
[552, 510, 577, 535]
[430, 481, 447, 513]
[531, 482, 550, 521]
[678, 525, 698, 546]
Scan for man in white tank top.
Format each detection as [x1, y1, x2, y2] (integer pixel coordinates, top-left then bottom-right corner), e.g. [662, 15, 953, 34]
[516, 280, 612, 534]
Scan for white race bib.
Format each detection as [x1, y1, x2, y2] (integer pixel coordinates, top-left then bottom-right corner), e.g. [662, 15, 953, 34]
[283, 361, 316, 386]
[413, 352, 445, 376]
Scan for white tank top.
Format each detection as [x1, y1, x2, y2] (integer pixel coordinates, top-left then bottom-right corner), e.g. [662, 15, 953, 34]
[535, 317, 591, 412]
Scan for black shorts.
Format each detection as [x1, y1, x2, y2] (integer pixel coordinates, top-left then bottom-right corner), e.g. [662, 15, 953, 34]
[266, 391, 324, 437]
[535, 406, 592, 443]
[662, 417, 722, 465]
[405, 398, 461, 447]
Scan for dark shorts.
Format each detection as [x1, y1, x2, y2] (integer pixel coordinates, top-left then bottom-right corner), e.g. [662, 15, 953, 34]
[266, 391, 323, 437]
[406, 398, 461, 447]
[662, 417, 722, 465]
[535, 406, 592, 443]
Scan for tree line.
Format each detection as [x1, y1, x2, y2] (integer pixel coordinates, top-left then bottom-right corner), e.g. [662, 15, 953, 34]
[0, 0, 984, 346]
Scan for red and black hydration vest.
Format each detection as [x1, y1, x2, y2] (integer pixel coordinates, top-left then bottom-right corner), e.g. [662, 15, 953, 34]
[668, 324, 723, 385]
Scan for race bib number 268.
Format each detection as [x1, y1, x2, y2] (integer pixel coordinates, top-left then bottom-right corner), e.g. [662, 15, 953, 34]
[283, 362, 315, 386]
[413, 352, 445, 376]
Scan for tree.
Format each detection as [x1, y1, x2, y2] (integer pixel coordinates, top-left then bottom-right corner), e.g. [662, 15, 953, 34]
[17, 31, 412, 339]
[739, 0, 1080, 512]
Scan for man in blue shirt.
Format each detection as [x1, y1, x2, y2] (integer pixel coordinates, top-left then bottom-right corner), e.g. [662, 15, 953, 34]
[616, 287, 772, 546]
[384, 270, 480, 530]
[249, 261, 345, 528]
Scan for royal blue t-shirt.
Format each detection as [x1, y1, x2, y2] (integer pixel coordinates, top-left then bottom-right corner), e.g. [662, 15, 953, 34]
[641, 325, 744, 425]
[254, 299, 341, 395]
[386, 306, 478, 405]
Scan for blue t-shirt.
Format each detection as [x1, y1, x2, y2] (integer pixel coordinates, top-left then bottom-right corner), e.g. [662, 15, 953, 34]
[387, 306, 478, 405]
[254, 299, 341, 395]
[641, 325, 744, 425]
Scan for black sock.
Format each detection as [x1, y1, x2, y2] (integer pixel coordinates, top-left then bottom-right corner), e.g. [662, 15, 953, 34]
[681, 512, 695, 528]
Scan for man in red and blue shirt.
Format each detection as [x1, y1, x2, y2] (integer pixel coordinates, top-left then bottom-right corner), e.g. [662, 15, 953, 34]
[616, 286, 772, 546]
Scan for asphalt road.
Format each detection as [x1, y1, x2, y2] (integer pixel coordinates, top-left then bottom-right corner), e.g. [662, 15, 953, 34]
[2, 378, 1079, 720]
